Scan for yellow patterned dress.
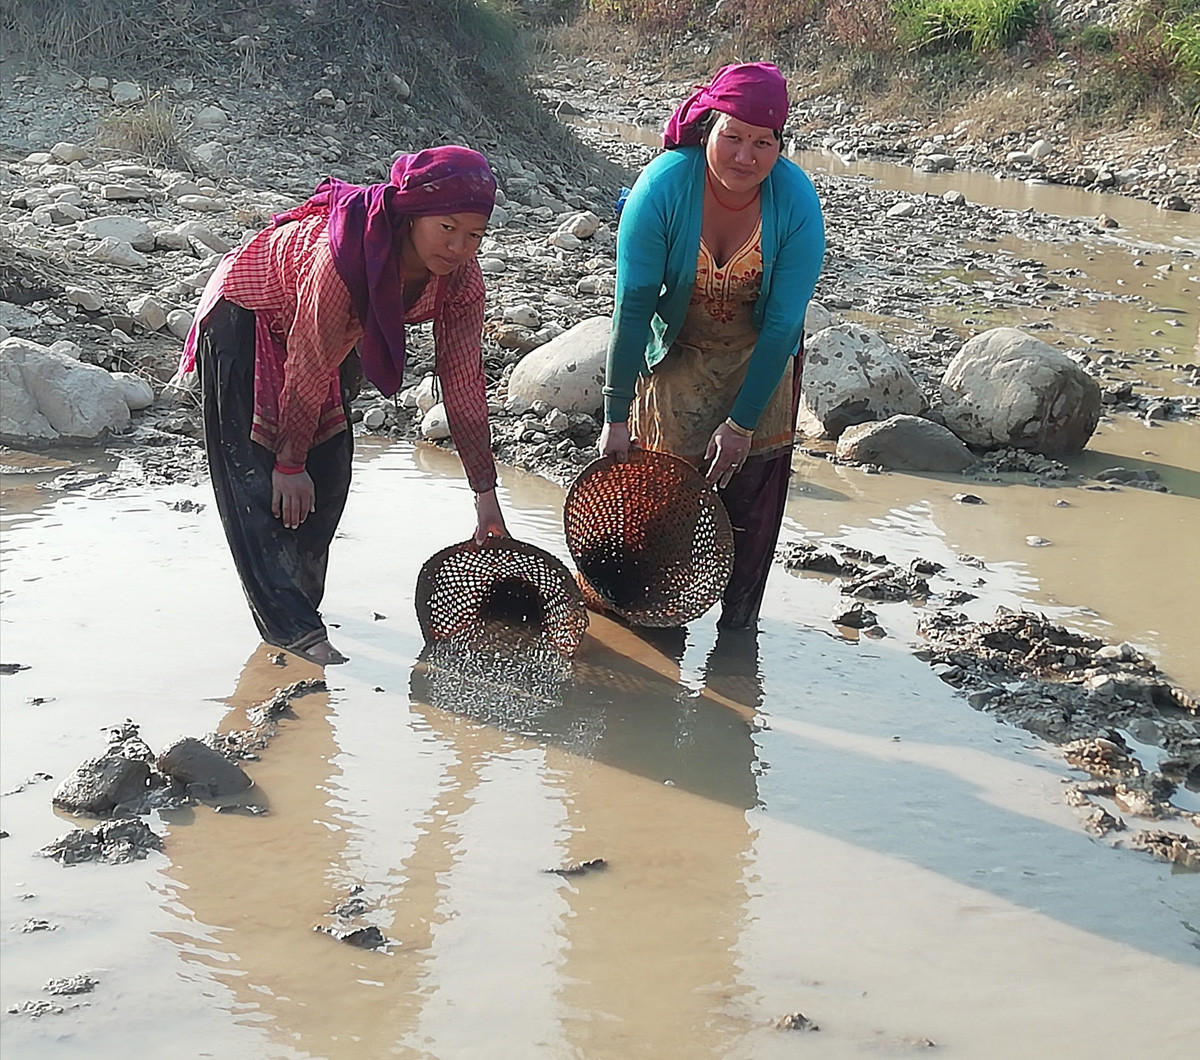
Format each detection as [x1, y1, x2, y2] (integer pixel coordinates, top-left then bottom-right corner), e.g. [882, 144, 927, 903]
[631, 219, 794, 465]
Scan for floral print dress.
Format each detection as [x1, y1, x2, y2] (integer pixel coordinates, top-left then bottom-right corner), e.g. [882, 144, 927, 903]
[631, 218, 795, 465]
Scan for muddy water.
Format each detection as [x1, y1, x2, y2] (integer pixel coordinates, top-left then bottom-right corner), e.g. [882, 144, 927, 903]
[786, 414, 1200, 695]
[2, 440, 1199, 1059]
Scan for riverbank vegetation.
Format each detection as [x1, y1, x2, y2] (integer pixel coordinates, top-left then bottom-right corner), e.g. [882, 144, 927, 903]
[564, 0, 1198, 134]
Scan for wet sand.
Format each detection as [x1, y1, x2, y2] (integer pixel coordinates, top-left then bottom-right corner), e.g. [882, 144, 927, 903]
[2, 441, 1198, 1058]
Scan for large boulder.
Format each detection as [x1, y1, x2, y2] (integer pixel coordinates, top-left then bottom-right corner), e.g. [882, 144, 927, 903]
[798, 323, 924, 438]
[506, 315, 609, 416]
[835, 414, 974, 472]
[0, 338, 132, 446]
[940, 328, 1101, 454]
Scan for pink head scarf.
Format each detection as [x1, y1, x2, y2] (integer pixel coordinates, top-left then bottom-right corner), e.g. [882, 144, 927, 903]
[662, 62, 789, 149]
[273, 146, 497, 397]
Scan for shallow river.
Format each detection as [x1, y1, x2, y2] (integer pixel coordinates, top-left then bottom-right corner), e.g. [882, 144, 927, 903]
[2, 158, 1199, 1058]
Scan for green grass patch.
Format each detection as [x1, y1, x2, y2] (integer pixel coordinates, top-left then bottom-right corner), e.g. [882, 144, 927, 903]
[890, 0, 1045, 53]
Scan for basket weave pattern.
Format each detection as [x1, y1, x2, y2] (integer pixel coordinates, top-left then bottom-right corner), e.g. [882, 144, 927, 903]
[415, 537, 589, 656]
[564, 450, 733, 627]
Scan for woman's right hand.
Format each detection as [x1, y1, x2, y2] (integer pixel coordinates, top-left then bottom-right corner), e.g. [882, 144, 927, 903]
[598, 421, 633, 461]
[272, 469, 316, 529]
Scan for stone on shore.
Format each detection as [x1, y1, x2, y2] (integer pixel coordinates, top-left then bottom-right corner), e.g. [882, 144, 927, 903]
[0, 338, 133, 445]
[835, 414, 974, 472]
[940, 327, 1101, 454]
[506, 316, 609, 416]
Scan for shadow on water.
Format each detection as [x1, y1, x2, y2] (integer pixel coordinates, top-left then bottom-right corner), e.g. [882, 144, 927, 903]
[406, 610, 1199, 972]
[411, 616, 761, 811]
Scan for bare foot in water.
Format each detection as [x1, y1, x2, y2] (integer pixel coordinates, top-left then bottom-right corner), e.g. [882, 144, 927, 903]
[291, 639, 349, 666]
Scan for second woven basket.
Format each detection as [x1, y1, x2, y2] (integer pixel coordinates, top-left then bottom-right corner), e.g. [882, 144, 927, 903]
[564, 449, 734, 627]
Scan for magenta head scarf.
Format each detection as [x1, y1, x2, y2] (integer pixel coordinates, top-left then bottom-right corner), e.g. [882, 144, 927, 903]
[662, 62, 789, 149]
[272, 145, 497, 397]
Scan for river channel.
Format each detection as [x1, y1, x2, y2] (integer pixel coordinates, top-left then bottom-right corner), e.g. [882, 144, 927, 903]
[1, 147, 1197, 1058]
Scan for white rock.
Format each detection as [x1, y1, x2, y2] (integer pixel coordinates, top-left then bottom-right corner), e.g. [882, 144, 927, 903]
[192, 105, 229, 131]
[0, 303, 40, 330]
[47, 184, 83, 204]
[193, 142, 229, 171]
[166, 310, 194, 340]
[102, 183, 152, 201]
[479, 257, 507, 274]
[50, 142, 88, 164]
[835, 415, 973, 472]
[506, 316, 609, 415]
[504, 304, 541, 328]
[548, 230, 583, 250]
[87, 76, 110, 94]
[0, 338, 131, 445]
[940, 327, 1101, 455]
[87, 238, 149, 268]
[1029, 139, 1055, 160]
[363, 406, 388, 430]
[78, 215, 156, 251]
[412, 375, 440, 414]
[886, 201, 917, 219]
[127, 294, 167, 332]
[557, 210, 600, 239]
[421, 402, 451, 440]
[111, 372, 155, 410]
[176, 195, 225, 212]
[110, 81, 144, 105]
[576, 275, 614, 296]
[66, 288, 104, 312]
[47, 341, 83, 360]
[803, 300, 833, 337]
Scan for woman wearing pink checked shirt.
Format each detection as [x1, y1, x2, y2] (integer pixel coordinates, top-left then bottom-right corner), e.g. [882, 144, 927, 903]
[180, 146, 508, 666]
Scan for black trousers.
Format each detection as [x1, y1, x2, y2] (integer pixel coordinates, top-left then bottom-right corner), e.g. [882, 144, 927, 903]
[197, 300, 354, 650]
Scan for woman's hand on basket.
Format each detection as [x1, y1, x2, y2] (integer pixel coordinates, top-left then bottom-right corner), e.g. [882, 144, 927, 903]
[473, 488, 509, 545]
[598, 421, 633, 462]
[704, 423, 752, 489]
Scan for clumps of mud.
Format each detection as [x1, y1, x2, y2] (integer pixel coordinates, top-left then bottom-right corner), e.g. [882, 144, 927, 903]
[916, 612, 1199, 868]
[917, 608, 1197, 742]
[774, 1011, 820, 1031]
[781, 542, 941, 605]
[312, 885, 394, 951]
[544, 857, 606, 878]
[50, 720, 256, 821]
[41, 681, 326, 862]
[964, 447, 1073, 481]
[40, 818, 163, 866]
[779, 540, 1199, 867]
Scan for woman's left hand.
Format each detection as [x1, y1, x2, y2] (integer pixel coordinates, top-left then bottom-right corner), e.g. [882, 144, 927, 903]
[704, 423, 752, 488]
[473, 488, 509, 545]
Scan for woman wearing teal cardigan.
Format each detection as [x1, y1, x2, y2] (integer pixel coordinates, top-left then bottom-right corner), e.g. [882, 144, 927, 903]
[600, 62, 826, 629]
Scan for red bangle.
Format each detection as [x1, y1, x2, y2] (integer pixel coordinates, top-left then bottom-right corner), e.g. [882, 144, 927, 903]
[274, 461, 306, 475]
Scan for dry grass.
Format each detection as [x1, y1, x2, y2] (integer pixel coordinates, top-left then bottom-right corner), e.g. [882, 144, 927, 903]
[94, 99, 185, 166]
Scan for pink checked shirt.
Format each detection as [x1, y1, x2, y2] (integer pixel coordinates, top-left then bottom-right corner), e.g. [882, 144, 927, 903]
[183, 213, 497, 493]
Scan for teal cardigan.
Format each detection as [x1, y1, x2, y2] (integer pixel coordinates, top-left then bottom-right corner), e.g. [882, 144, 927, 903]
[604, 145, 825, 429]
